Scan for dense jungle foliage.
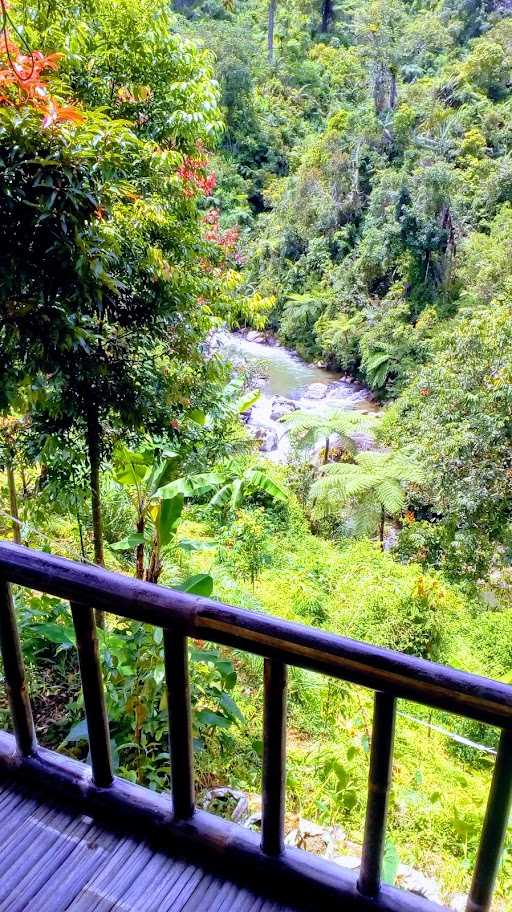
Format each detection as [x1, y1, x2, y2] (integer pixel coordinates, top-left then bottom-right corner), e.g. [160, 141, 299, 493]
[1, 0, 512, 905]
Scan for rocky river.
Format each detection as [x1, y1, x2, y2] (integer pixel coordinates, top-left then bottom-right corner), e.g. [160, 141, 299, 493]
[217, 330, 378, 461]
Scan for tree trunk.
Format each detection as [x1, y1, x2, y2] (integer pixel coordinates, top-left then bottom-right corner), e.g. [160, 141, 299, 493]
[323, 435, 330, 465]
[268, 0, 277, 65]
[379, 506, 385, 551]
[135, 516, 145, 580]
[321, 0, 334, 33]
[389, 70, 398, 110]
[6, 463, 21, 545]
[145, 537, 162, 585]
[86, 405, 105, 628]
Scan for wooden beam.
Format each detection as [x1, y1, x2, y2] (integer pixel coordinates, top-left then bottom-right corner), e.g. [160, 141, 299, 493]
[164, 629, 194, 819]
[0, 578, 36, 756]
[70, 601, 113, 788]
[358, 692, 396, 898]
[261, 659, 287, 856]
[0, 544, 511, 728]
[466, 729, 512, 912]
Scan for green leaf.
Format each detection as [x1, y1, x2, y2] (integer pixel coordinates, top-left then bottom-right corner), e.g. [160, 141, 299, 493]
[177, 538, 215, 552]
[63, 718, 88, 743]
[147, 455, 179, 496]
[155, 472, 223, 500]
[158, 494, 184, 547]
[109, 532, 145, 551]
[382, 841, 400, 885]
[32, 622, 75, 647]
[187, 408, 206, 425]
[244, 468, 288, 501]
[219, 692, 244, 723]
[230, 477, 243, 510]
[208, 483, 233, 508]
[113, 448, 150, 486]
[175, 573, 213, 596]
[195, 709, 231, 729]
[236, 389, 261, 413]
[190, 647, 220, 663]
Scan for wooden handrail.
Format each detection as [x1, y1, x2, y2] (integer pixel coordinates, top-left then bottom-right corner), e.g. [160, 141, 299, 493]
[0, 543, 510, 727]
[0, 541, 511, 912]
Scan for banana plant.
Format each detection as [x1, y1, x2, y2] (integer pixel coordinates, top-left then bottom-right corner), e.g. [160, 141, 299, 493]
[109, 446, 212, 589]
[155, 462, 288, 513]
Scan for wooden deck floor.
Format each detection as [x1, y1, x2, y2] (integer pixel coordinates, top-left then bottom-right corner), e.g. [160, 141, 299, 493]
[0, 778, 299, 912]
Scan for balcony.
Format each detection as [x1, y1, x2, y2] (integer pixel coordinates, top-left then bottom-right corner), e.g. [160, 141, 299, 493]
[0, 542, 510, 912]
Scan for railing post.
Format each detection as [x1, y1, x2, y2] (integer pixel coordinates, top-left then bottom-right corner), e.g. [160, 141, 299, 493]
[0, 577, 36, 756]
[164, 628, 194, 820]
[70, 601, 113, 787]
[358, 691, 396, 898]
[261, 658, 287, 856]
[466, 728, 512, 912]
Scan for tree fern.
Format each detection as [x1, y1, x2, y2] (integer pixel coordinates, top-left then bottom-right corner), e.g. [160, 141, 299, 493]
[284, 408, 373, 463]
[310, 450, 423, 547]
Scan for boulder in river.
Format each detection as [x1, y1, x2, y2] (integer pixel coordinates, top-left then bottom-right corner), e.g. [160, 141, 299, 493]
[246, 330, 265, 343]
[253, 426, 279, 452]
[305, 382, 328, 399]
[270, 396, 298, 421]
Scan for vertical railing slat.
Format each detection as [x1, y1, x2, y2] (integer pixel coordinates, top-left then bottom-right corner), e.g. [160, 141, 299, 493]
[466, 728, 512, 912]
[261, 658, 287, 856]
[0, 577, 36, 756]
[164, 628, 194, 820]
[358, 691, 396, 898]
[70, 601, 113, 788]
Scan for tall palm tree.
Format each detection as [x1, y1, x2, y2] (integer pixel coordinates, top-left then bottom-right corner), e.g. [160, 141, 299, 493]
[285, 408, 374, 464]
[309, 450, 423, 548]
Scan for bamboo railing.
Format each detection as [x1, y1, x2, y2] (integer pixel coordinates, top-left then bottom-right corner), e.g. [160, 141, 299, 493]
[0, 542, 510, 912]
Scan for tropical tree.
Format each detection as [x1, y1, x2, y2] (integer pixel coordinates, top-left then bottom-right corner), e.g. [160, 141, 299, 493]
[387, 302, 512, 574]
[285, 409, 373, 463]
[0, 17, 221, 599]
[20, 0, 223, 146]
[109, 447, 214, 588]
[208, 464, 288, 511]
[309, 450, 423, 548]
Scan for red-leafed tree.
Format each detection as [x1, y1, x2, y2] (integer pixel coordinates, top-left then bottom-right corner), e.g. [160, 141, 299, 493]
[0, 0, 224, 617]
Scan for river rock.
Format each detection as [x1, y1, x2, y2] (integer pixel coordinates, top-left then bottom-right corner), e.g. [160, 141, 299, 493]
[254, 426, 278, 452]
[246, 330, 265, 343]
[200, 787, 249, 823]
[351, 431, 375, 452]
[396, 865, 442, 904]
[305, 382, 328, 399]
[284, 818, 346, 857]
[270, 396, 298, 421]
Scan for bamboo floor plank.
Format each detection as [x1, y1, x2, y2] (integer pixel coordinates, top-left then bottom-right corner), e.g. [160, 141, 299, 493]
[0, 781, 299, 912]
